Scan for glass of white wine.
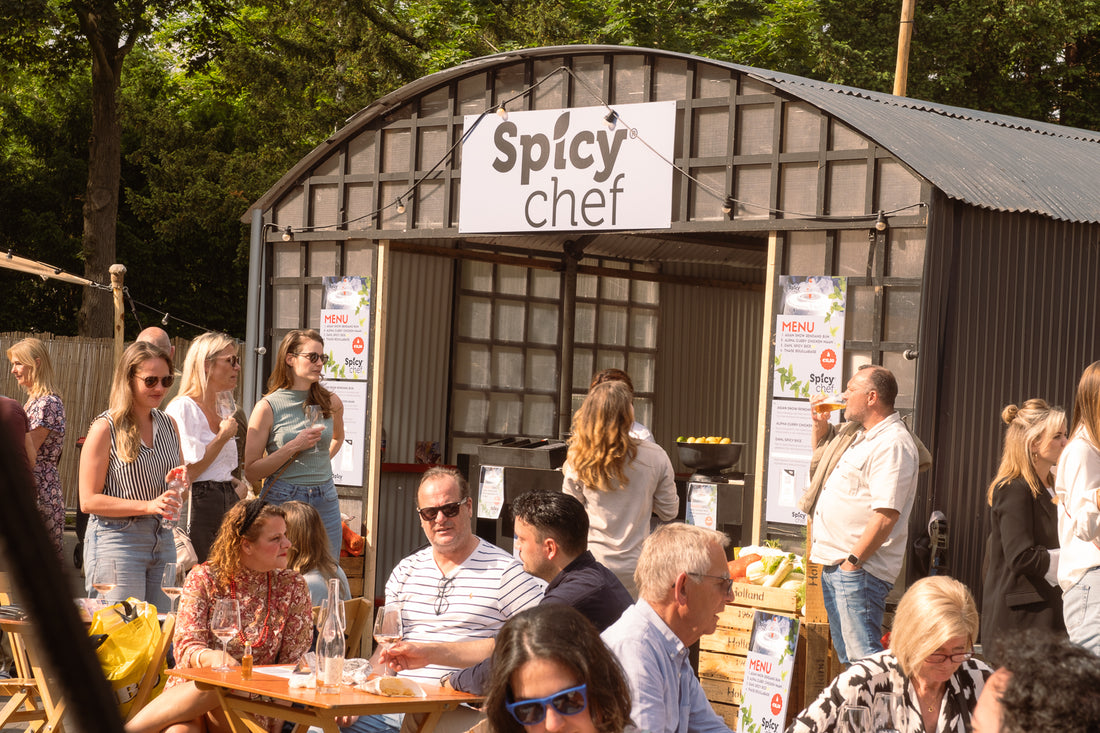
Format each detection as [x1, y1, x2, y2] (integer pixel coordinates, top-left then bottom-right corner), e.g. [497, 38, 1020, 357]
[215, 391, 237, 420]
[210, 598, 241, 673]
[92, 559, 116, 606]
[373, 602, 403, 676]
[304, 403, 323, 454]
[161, 562, 185, 615]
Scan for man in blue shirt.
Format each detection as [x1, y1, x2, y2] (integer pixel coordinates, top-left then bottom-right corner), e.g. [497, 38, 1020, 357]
[602, 522, 734, 733]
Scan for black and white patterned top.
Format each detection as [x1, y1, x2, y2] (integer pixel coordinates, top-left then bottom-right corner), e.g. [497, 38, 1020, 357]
[786, 650, 992, 732]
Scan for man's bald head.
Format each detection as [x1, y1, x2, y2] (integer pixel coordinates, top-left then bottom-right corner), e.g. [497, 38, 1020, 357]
[136, 327, 173, 358]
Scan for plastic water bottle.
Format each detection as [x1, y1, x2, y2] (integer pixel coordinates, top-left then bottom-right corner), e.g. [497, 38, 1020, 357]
[317, 577, 345, 692]
[161, 468, 185, 529]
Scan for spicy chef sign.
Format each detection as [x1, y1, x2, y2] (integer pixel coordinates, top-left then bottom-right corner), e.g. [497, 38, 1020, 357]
[459, 101, 675, 233]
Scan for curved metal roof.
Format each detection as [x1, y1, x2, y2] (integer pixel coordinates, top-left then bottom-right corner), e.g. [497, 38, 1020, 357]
[247, 45, 1100, 224]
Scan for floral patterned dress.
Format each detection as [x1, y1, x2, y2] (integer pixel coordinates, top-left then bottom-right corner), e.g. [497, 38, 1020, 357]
[26, 393, 65, 555]
[170, 563, 313, 683]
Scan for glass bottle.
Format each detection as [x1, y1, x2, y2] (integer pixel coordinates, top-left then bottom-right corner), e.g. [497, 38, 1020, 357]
[317, 577, 345, 692]
[241, 642, 253, 679]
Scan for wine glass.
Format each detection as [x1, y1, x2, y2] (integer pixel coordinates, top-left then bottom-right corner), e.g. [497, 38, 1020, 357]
[304, 404, 323, 454]
[161, 562, 185, 615]
[839, 704, 870, 733]
[871, 692, 905, 733]
[210, 598, 241, 673]
[215, 391, 236, 420]
[91, 559, 116, 606]
[373, 603, 403, 676]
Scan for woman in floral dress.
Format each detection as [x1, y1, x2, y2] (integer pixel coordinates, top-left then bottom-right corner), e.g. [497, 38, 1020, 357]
[126, 499, 315, 733]
[8, 337, 66, 556]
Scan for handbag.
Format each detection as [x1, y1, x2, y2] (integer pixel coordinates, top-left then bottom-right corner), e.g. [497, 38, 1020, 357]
[173, 485, 198, 572]
[89, 599, 169, 717]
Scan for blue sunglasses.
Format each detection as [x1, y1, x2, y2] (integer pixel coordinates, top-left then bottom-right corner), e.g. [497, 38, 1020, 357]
[505, 683, 588, 726]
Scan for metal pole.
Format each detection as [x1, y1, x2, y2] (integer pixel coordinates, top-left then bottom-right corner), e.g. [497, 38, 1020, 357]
[244, 210, 265, 412]
[893, 0, 917, 96]
[557, 244, 581, 439]
[110, 264, 126, 363]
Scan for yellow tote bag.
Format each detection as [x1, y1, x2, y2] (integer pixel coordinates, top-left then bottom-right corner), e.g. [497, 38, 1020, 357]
[89, 599, 167, 718]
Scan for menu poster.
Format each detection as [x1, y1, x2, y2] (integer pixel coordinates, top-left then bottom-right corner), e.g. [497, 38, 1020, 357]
[320, 276, 371, 381]
[477, 465, 505, 520]
[322, 379, 367, 487]
[737, 611, 800, 733]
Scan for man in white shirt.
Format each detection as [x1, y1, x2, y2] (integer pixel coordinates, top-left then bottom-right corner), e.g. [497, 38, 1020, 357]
[808, 365, 919, 666]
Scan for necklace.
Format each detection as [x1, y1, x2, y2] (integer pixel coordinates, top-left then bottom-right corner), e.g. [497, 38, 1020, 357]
[228, 572, 273, 648]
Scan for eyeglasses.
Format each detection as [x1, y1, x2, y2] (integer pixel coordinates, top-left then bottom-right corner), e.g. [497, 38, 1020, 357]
[134, 375, 174, 389]
[434, 575, 454, 615]
[506, 684, 588, 726]
[207, 354, 241, 367]
[416, 500, 465, 522]
[925, 651, 973, 664]
[292, 352, 329, 365]
[688, 572, 734, 594]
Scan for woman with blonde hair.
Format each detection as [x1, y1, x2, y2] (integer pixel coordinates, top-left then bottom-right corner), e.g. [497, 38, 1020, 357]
[562, 380, 677, 596]
[1055, 360, 1100, 655]
[244, 329, 345, 559]
[166, 332, 244, 562]
[7, 337, 66, 555]
[79, 340, 188, 606]
[981, 399, 1067, 664]
[789, 575, 993, 732]
[283, 500, 350, 605]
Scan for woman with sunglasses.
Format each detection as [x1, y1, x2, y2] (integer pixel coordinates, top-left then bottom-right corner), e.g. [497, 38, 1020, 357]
[165, 332, 244, 563]
[78, 340, 189, 606]
[244, 329, 345, 559]
[485, 605, 632, 733]
[788, 575, 993, 732]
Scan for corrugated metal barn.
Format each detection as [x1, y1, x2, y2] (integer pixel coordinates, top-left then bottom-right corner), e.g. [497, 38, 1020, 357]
[241, 45, 1100, 604]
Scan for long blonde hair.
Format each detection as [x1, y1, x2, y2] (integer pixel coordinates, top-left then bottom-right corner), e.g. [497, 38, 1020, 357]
[107, 341, 172, 463]
[566, 380, 637, 492]
[266, 329, 333, 417]
[283, 501, 340, 578]
[179, 332, 236, 400]
[1071, 361, 1100, 453]
[986, 399, 1065, 504]
[6, 337, 60, 400]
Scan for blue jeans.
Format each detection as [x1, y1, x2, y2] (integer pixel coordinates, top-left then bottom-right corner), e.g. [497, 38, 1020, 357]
[821, 564, 892, 666]
[264, 477, 342, 560]
[1064, 566, 1100, 655]
[84, 514, 175, 611]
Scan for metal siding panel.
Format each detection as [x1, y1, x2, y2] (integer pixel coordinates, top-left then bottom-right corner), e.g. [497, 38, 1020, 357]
[919, 209, 1100, 606]
[374, 471, 431, 601]
[653, 277, 764, 480]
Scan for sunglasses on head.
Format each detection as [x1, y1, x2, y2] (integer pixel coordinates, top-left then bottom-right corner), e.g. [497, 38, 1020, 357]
[207, 354, 241, 367]
[505, 684, 588, 726]
[292, 351, 329, 365]
[135, 375, 174, 389]
[416, 500, 465, 522]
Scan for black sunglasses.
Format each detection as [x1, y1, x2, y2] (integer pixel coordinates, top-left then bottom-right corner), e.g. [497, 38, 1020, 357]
[207, 354, 241, 367]
[292, 351, 329, 365]
[135, 375, 174, 389]
[416, 500, 465, 522]
[434, 575, 454, 615]
[506, 684, 588, 726]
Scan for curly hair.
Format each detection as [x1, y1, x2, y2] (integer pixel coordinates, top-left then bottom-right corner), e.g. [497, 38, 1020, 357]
[6, 337, 60, 400]
[205, 500, 287, 593]
[485, 605, 632, 733]
[986, 399, 1065, 503]
[565, 381, 636, 492]
[107, 341, 173, 463]
[994, 630, 1100, 732]
[266, 329, 333, 418]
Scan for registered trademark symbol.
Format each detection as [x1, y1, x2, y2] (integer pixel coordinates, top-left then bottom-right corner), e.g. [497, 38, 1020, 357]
[629, 127, 638, 139]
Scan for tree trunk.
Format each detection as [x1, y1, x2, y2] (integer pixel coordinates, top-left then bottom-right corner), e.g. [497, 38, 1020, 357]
[77, 20, 125, 337]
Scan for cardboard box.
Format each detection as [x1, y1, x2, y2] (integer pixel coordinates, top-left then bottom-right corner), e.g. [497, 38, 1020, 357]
[803, 561, 829, 624]
[340, 556, 365, 598]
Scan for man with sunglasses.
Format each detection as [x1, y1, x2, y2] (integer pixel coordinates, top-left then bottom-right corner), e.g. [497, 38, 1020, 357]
[353, 467, 544, 733]
[602, 522, 735, 733]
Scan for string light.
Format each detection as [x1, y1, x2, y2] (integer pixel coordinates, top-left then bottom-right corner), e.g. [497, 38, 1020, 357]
[282, 225, 293, 241]
[496, 104, 508, 121]
[162, 312, 170, 326]
[603, 110, 619, 131]
[875, 211, 888, 231]
[396, 198, 406, 214]
[721, 197, 737, 216]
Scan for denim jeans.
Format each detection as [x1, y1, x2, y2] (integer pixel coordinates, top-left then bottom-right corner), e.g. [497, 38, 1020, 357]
[821, 564, 892, 666]
[263, 477, 342, 559]
[1064, 566, 1100, 655]
[84, 514, 175, 611]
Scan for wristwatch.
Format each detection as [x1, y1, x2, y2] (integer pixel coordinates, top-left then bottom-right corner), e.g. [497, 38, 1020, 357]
[846, 553, 861, 567]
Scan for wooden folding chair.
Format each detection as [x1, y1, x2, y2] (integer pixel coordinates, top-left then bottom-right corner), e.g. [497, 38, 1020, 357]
[123, 612, 176, 722]
[0, 617, 67, 733]
[311, 597, 374, 658]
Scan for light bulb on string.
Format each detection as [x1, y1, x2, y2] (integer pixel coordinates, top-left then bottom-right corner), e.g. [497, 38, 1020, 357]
[396, 198, 406, 214]
[162, 313, 170, 326]
[604, 110, 619, 131]
[721, 196, 736, 216]
[874, 211, 887, 232]
[282, 226, 294, 241]
[496, 104, 508, 121]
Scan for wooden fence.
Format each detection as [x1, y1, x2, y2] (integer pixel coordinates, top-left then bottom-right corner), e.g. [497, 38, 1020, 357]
[0, 332, 192, 514]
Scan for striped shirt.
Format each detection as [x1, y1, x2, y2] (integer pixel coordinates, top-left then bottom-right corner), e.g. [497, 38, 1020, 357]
[386, 538, 546, 685]
[98, 410, 181, 505]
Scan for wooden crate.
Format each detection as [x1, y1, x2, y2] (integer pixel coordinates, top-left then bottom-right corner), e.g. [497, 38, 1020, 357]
[341, 556, 365, 598]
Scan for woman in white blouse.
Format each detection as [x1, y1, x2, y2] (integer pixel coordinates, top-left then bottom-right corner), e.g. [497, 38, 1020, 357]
[166, 333, 243, 562]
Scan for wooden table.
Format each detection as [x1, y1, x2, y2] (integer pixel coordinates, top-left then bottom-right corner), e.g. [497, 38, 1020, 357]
[170, 666, 484, 733]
